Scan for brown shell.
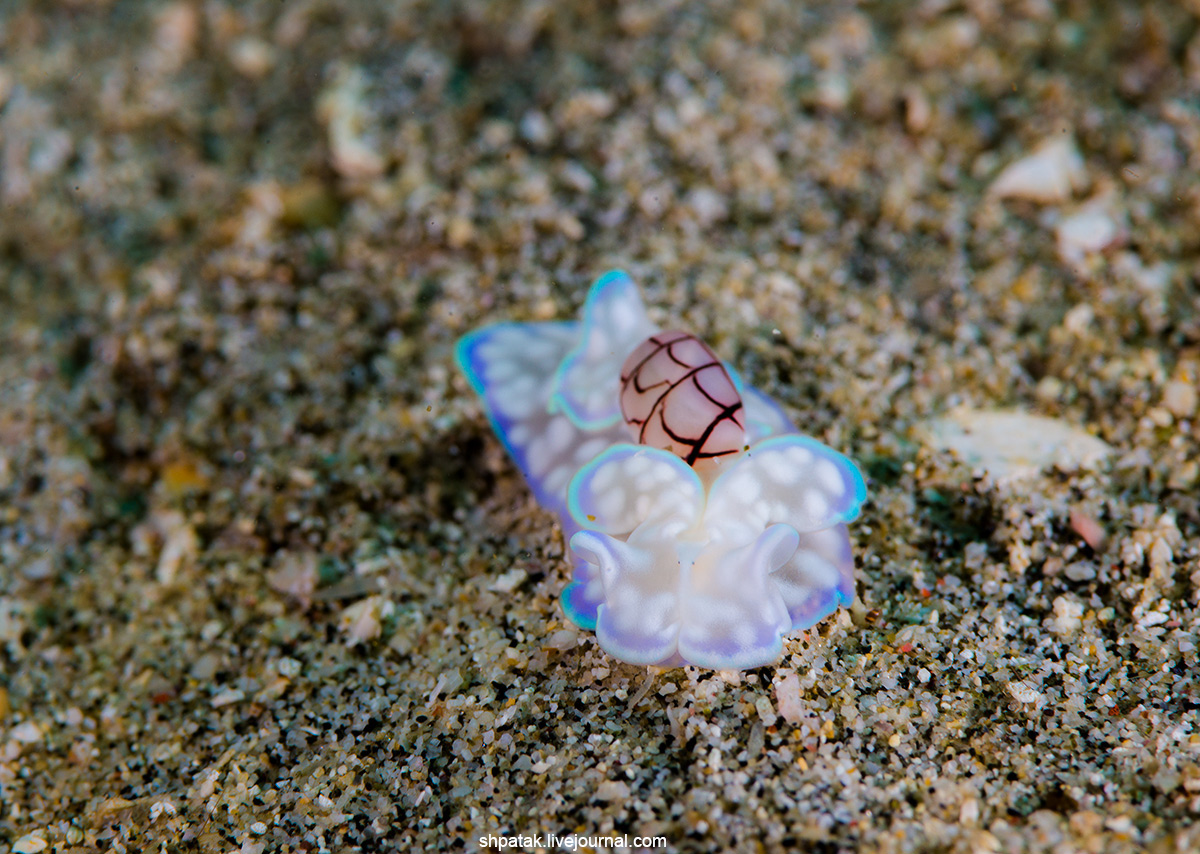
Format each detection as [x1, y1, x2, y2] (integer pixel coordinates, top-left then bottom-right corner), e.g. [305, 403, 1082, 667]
[618, 331, 746, 467]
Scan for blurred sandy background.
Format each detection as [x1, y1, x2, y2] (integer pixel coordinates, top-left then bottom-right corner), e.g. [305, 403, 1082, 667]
[2, 1, 1199, 851]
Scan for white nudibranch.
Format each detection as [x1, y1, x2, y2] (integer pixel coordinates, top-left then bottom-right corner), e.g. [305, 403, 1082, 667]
[456, 270, 866, 669]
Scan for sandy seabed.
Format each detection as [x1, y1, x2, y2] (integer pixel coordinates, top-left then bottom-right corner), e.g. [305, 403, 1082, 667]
[1, 1, 1199, 851]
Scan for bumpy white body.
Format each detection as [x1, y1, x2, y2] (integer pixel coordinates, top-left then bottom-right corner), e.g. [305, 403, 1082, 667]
[457, 271, 865, 670]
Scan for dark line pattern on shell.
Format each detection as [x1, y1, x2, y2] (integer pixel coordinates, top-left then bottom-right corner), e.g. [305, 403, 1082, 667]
[619, 331, 747, 467]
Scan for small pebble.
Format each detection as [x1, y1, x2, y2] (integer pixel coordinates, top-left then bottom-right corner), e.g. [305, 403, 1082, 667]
[1006, 681, 1044, 707]
[1047, 596, 1085, 638]
[317, 65, 385, 179]
[1069, 509, 1107, 551]
[593, 780, 630, 802]
[1063, 561, 1098, 582]
[11, 834, 48, 854]
[990, 135, 1087, 203]
[10, 721, 43, 744]
[754, 696, 777, 727]
[1057, 201, 1122, 265]
[210, 689, 245, 708]
[774, 672, 806, 723]
[1163, 380, 1198, 418]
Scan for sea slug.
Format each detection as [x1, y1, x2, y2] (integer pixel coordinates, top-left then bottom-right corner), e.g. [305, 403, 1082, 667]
[456, 271, 865, 669]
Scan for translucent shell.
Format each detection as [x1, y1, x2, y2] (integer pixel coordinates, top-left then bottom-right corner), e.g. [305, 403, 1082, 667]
[618, 331, 747, 468]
